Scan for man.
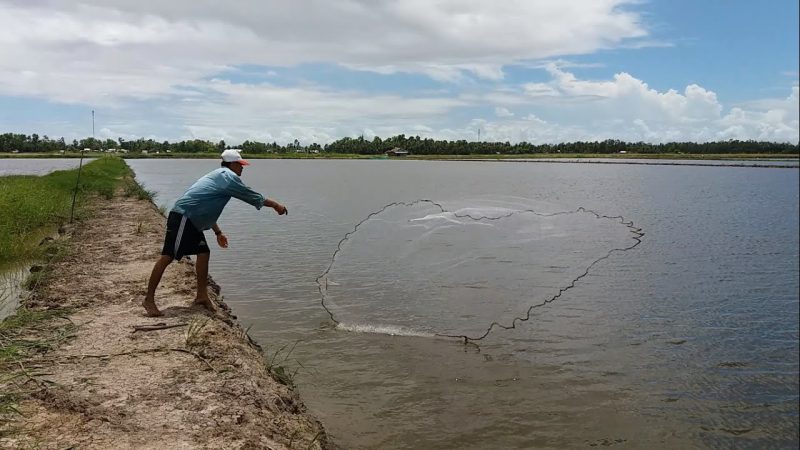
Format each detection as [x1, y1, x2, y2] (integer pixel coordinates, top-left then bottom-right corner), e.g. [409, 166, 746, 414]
[142, 149, 287, 317]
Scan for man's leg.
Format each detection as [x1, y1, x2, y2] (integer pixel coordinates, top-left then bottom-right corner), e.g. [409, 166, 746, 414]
[193, 252, 215, 311]
[142, 254, 174, 316]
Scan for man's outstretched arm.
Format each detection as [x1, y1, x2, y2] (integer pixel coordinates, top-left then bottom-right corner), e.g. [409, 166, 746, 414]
[264, 198, 288, 215]
[222, 172, 287, 215]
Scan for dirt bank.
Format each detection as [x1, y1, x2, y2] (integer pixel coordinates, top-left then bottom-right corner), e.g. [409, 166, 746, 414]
[0, 190, 335, 449]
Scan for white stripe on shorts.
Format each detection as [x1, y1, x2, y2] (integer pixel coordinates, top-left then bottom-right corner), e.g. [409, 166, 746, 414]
[174, 215, 188, 257]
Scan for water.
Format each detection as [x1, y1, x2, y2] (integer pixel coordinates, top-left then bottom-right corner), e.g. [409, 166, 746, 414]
[0, 158, 93, 176]
[477, 158, 799, 168]
[130, 159, 799, 448]
[320, 200, 642, 340]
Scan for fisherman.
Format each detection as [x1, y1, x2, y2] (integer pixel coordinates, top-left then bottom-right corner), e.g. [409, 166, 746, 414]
[142, 149, 287, 316]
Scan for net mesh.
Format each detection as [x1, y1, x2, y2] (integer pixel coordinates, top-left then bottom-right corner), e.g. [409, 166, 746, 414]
[318, 199, 643, 341]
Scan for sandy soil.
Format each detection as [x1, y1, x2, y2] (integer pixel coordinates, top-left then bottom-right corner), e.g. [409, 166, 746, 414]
[0, 192, 335, 449]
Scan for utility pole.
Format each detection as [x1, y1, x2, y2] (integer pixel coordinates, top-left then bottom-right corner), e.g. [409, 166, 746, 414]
[70, 110, 91, 223]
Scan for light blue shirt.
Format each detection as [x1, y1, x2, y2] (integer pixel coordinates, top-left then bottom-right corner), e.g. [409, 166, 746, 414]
[171, 168, 265, 230]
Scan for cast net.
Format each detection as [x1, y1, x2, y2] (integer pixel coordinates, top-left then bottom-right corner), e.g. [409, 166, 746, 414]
[317, 198, 643, 341]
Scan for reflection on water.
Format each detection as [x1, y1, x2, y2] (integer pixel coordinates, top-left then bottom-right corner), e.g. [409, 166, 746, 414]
[128, 159, 799, 449]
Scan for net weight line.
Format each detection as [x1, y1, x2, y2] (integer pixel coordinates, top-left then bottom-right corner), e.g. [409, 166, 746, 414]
[316, 199, 644, 343]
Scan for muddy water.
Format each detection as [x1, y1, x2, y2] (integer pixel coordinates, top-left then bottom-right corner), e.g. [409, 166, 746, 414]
[129, 159, 799, 449]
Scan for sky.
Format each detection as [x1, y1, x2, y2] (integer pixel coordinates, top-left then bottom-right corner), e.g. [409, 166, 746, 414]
[0, 0, 797, 145]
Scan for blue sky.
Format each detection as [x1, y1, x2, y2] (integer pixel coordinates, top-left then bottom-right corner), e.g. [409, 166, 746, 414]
[0, 0, 797, 144]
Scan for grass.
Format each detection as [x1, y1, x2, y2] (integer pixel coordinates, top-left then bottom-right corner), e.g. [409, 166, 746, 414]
[0, 392, 20, 416]
[21, 239, 69, 291]
[0, 307, 73, 366]
[123, 177, 155, 201]
[0, 156, 143, 268]
[0, 158, 148, 431]
[0, 306, 74, 429]
[185, 316, 210, 349]
[264, 341, 302, 387]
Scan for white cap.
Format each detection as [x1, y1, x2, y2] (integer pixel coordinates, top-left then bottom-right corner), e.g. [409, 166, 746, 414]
[221, 149, 250, 165]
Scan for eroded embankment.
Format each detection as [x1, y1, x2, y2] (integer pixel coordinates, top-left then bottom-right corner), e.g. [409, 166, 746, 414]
[0, 190, 334, 449]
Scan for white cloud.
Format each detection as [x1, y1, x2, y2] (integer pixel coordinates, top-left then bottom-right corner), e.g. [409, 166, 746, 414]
[0, 0, 648, 103]
[515, 65, 728, 127]
[451, 68, 797, 144]
[10, 67, 799, 145]
[0, 1, 796, 144]
[158, 79, 469, 144]
[534, 63, 724, 122]
[194, 79, 466, 123]
[523, 83, 560, 97]
[494, 107, 514, 118]
[525, 114, 548, 125]
[715, 87, 799, 142]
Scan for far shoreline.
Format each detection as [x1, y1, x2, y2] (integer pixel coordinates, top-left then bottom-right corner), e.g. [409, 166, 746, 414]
[1, 151, 798, 161]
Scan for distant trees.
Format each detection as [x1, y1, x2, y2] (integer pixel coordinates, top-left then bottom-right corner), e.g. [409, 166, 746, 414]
[0, 132, 797, 155]
[0, 133, 69, 153]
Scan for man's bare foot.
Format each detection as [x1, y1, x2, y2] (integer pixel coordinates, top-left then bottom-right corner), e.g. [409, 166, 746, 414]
[192, 297, 216, 312]
[142, 298, 164, 317]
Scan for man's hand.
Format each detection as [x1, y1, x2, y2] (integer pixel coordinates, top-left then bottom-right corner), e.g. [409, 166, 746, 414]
[264, 198, 288, 215]
[216, 233, 228, 248]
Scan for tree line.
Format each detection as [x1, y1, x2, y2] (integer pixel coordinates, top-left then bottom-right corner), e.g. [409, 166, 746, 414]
[1, 132, 797, 155]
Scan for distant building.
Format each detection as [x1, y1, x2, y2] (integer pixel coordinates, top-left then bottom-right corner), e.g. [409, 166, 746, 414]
[386, 147, 409, 157]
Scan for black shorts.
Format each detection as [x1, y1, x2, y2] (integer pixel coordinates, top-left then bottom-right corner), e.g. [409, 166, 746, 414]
[161, 212, 209, 260]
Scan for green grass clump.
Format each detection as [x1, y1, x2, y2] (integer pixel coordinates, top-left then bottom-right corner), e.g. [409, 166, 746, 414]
[123, 179, 155, 201]
[0, 307, 68, 335]
[264, 341, 302, 387]
[0, 306, 74, 428]
[0, 307, 71, 365]
[0, 156, 130, 267]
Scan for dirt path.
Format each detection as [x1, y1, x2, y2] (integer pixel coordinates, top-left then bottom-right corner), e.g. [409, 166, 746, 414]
[0, 193, 334, 449]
